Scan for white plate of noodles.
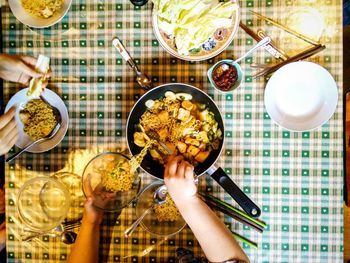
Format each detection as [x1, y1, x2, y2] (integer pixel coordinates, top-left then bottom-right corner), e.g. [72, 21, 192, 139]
[8, 0, 72, 28]
[5, 88, 69, 153]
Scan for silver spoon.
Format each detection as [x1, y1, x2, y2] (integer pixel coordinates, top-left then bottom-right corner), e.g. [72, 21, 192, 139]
[60, 231, 77, 245]
[40, 95, 62, 124]
[124, 185, 167, 238]
[213, 36, 271, 73]
[112, 37, 153, 90]
[21, 225, 77, 243]
[233, 36, 271, 64]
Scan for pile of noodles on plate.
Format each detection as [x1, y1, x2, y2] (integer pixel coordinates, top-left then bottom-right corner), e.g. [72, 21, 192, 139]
[21, 0, 63, 18]
[19, 99, 57, 141]
[153, 195, 180, 222]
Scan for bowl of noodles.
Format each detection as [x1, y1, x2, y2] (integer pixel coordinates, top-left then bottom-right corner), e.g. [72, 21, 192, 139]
[8, 0, 72, 28]
[82, 152, 141, 212]
[5, 88, 69, 153]
[135, 181, 186, 237]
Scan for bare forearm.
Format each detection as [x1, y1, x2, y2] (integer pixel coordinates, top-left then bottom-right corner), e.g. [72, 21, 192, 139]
[177, 197, 249, 262]
[67, 223, 100, 263]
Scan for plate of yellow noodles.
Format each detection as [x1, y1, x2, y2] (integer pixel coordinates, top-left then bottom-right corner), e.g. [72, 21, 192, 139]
[8, 0, 72, 28]
[5, 88, 69, 153]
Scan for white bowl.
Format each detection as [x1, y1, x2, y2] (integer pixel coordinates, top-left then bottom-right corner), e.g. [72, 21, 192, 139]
[264, 61, 338, 131]
[5, 88, 69, 152]
[9, 0, 72, 28]
[152, 2, 240, 61]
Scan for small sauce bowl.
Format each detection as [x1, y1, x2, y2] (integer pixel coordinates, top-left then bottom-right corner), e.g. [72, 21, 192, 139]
[207, 59, 243, 92]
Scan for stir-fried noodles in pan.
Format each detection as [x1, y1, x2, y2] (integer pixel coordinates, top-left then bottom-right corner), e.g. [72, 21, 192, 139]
[133, 91, 222, 166]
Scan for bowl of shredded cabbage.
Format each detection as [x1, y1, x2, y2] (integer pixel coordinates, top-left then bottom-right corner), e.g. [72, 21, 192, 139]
[152, 0, 240, 61]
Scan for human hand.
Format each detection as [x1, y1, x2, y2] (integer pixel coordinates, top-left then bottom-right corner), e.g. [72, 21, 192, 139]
[82, 197, 104, 227]
[0, 54, 51, 86]
[0, 107, 18, 155]
[164, 155, 197, 205]
[83, 173, 117, 210]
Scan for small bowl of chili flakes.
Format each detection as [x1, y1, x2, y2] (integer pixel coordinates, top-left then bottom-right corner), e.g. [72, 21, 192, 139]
[207, 59, 243, 92]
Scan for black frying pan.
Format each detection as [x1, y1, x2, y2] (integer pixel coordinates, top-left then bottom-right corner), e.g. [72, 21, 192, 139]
[126, 83, 261, 218]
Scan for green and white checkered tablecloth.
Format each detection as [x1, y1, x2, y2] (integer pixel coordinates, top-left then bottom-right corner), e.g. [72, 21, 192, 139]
[1, 0, 343, 262]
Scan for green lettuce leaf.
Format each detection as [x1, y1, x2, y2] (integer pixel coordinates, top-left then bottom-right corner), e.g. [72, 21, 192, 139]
[154, 0, 238, 55]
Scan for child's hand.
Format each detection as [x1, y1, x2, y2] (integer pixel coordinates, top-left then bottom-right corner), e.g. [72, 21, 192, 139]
[164, 155, 197, 205]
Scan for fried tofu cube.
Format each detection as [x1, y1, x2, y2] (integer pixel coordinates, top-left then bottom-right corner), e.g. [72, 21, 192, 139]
[195, 151, 210, 163]
[158, 111, 169, 122]
[181, 100, 193, 111]
[198, 131, 209, 143]
[187, 145, 200, 156]
[176, 141, 187, 153]
[185, 137, 200, 146]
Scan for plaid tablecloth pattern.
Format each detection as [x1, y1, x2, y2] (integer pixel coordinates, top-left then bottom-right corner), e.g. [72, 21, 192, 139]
[1, 0, 343, 262]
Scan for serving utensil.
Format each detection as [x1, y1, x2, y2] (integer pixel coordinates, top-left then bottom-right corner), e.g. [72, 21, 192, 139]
[145, 130, 199, 185]
[40, 95, 62, 123]
[145, 131, 173, 155]
[60, 231, 77, 245]
[124, 185, 167, 238]
[232, 36, 271, 65]
[112, 37, 153, 90]
[239, 22, 288, 61]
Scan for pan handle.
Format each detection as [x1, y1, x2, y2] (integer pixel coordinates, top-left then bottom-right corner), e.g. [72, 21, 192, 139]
[207, 166, 261, 218]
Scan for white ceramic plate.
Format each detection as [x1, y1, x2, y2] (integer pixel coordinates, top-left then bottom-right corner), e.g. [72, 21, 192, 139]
[264, 61, 338, 131]
[8, 0, 72, 28]
[5, 88, 69, 153]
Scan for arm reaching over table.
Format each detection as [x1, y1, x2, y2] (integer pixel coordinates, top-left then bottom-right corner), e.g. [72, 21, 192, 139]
[164, 155, 249, 263]
[67, 197, 103, 263]
[0, 53, 51, 156]
[0, 53, 50, 86]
